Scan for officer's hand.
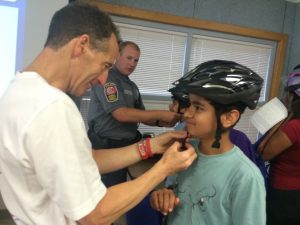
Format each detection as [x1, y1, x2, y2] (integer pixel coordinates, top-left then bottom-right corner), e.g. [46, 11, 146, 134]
[158, 111, 181, 127]
[150, 188, 179, 215]
[149, 130, 188, 154]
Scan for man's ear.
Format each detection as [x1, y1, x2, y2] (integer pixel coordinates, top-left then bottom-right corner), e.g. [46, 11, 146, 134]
[73, 34, 90, 56]
[221, 109, 240, 128]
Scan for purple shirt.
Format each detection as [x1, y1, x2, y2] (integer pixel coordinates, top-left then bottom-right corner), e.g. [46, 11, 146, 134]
[230, 128, 257, 164]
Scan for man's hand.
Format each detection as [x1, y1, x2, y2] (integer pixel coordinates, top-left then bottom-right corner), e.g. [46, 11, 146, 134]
[149, 130, 188, 154]
[157, 141, 196, 176]
[150, 188, 179, 215]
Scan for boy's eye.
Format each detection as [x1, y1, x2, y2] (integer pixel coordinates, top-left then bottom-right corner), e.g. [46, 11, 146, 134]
[193, 104, 204, 111]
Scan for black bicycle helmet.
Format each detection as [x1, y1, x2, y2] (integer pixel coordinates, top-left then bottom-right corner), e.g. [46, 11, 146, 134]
[168, 86, 190, 110]
[175, 60, 263, 110]
[176, 60, 263, 148]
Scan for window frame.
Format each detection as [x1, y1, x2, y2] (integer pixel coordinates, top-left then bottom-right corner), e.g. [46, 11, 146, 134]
[96, 1, 288, 100]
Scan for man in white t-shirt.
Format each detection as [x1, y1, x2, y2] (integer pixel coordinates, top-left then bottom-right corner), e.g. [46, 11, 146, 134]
[0, 3, 197, 225]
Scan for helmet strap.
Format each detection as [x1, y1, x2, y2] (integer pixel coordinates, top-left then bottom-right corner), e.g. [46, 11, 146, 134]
[177, 102, 182, 114]
[212, 110, 223, 149]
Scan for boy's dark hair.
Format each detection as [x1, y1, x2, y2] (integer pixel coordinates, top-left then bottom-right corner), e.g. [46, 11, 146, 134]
[208, 101, 247, 148]
[44, 2, 120, 52]
[168, 86, 190, 113]
[210, 101, 247, 128]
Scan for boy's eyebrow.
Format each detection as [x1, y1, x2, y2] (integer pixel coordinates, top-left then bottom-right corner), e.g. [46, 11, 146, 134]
[190, 100, 205, 106]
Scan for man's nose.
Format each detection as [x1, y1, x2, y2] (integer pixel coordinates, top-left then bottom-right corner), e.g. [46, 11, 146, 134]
[97, 70, 109, 86]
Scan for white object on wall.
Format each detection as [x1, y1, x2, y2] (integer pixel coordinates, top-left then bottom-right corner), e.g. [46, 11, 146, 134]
[250, 97, 288, 135]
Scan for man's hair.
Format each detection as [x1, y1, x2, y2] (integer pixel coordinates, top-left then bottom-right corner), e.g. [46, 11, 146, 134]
[119, 41, 140, 53]
[44, 2, 120, 51]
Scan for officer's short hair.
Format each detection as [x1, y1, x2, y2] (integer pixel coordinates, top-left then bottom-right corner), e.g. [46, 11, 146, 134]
[119, 41, 140, 53]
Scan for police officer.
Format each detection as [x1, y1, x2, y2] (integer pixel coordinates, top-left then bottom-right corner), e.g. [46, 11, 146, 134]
[88, 41, 181, 187]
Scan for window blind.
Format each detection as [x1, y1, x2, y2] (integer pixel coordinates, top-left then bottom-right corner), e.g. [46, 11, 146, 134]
[189, 35, 272, 101]
[116, 23, 187, 96]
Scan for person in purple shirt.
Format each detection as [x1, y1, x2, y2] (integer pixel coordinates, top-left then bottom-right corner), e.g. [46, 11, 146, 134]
[230, 128, 256, 163]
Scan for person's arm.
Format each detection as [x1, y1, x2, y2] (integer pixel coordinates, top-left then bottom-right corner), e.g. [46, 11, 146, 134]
[112, 107, 180, 127]
[92, 130, 188, 173]
[259, 128, 292, 161]
[258, 119, 293, 161]
[79, 141, 197, 225]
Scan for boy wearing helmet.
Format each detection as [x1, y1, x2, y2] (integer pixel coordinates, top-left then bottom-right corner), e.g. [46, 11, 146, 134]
[150, 60, 266, 225]
[168, 85, 258, 163]
[258, 67, 300, 225]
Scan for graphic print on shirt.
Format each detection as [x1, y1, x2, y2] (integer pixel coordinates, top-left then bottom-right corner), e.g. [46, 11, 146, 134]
[177, 184, 217, 212]
[173, 183, 217, 225]
[104, 82, 118, 102]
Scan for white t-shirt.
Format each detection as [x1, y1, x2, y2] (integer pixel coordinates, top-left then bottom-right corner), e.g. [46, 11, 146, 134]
[0, 72, 106, 225]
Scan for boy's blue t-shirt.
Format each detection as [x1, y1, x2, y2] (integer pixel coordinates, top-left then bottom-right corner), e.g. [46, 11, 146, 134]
[167, 145, 266, 225]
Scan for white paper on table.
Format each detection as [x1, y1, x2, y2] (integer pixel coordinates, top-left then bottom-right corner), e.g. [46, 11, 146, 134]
[250, 97, 288, 135]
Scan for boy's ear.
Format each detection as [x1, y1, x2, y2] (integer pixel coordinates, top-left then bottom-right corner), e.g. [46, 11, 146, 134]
[221, 109, 240, 128]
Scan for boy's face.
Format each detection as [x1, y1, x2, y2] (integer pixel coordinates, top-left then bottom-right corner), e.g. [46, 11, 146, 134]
[183, 94, 217, 140]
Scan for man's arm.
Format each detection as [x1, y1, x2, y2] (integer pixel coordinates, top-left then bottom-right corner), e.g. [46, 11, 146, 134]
[79, 141, 197, 225]
[112, 107, 180, 127]
[93, 130, 188, 173]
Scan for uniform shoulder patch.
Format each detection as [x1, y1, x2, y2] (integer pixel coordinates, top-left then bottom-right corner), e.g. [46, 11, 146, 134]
[104, 82, 118, 102]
